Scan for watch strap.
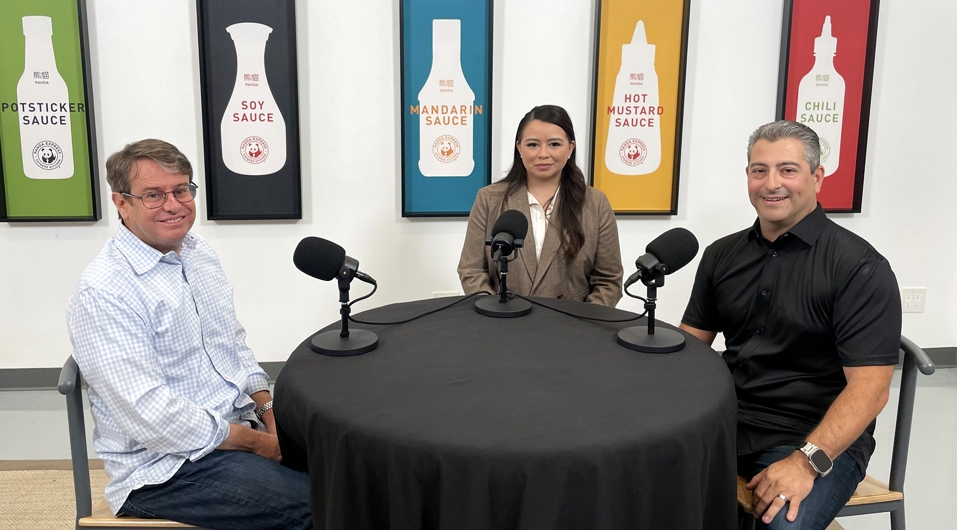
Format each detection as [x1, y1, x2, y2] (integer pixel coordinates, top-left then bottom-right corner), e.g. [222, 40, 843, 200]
[799, 442, 833, 477]
[799, 441, 819, 457]
[254, 399, 273, 420]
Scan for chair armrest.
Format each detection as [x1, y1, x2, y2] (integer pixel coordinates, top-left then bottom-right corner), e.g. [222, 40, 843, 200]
[900, 335, 935, 376]
[59, 356, 80, 395]
[60, 355, 93, 525]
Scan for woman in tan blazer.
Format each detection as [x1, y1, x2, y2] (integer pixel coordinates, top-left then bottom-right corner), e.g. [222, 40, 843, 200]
[457, 105, 623, 307]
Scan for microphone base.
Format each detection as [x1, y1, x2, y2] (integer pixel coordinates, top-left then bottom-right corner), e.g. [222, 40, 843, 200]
[311, 329, 378, 356]
[474, 295, 532, 318]
[617, 326, 685, 354]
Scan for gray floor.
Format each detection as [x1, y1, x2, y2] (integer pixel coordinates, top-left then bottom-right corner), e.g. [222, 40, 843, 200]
[1, 370, 952, 529]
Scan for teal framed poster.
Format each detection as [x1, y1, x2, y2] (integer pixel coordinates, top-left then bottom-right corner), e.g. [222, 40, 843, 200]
[0, 0, 100, 221]
[400, 0, 492, 217]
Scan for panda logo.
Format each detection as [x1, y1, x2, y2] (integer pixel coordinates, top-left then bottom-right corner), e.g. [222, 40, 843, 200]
[32, 141, 64, 170]
[432, 135, 460, 163]
[819, 137, 831, 164]
[619, 138, 647, 167]
[240, 136, 269, 164]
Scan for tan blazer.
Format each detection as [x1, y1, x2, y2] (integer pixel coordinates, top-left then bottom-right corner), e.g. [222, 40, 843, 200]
[458, 181, 623, 307]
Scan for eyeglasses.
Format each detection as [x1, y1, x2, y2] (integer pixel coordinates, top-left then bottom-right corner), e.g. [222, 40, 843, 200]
[123, 183, 198, 209]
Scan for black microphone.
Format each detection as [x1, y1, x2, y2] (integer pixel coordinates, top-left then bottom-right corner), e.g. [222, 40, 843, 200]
[293, 237, 379, 357]
[294, 237, 376, 286]
[476, 210, 532, 318]
[624, 228, 699, 288]
[485, 210, 528, 261]
[618, 228, 699, 354]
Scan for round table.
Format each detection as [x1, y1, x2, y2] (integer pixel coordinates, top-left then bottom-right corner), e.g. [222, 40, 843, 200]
[275, 296, 737, 530]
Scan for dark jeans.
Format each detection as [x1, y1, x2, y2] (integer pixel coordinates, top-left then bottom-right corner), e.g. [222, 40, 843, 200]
[738, 444, 863, 530]
[120, 450, 312, 530]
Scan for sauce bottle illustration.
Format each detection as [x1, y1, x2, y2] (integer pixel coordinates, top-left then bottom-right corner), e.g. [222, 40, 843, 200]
[221, 22, 286, 176]
[17, 16, 74, 180]
[796, 16, 845, 177]
[605, 20, 660, 176]
[417, 19, 475, 177]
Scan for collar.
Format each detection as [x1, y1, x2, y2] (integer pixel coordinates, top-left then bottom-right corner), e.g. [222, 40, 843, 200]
[527, 186, 560, 212]
[748, 203, 827, 246]
[114, 223, 195, 275]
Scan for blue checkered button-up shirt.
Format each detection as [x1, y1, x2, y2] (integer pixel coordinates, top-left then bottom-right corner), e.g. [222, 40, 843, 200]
[67, 225, 270, 514]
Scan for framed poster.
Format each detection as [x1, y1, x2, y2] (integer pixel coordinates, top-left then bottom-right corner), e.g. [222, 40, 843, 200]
[400, 0, 492, 217]
[197, 0, 301, 220]
[590, 0, 691, 214]
[0, 0, 99, 222]
[777, 0, 880, 212]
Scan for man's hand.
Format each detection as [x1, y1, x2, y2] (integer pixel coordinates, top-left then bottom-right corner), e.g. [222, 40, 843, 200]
[747, 451, 817, 524]
[251, 430, 282, 462]
[218, 423, 282, 462]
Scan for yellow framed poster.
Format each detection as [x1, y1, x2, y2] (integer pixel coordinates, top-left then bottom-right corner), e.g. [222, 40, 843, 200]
[590, 0, 691, 214]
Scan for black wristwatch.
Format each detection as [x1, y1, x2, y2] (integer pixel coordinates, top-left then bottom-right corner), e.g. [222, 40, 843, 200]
[799, 442, 833, 477]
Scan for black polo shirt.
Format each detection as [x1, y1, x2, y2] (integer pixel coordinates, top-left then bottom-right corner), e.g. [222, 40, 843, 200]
[682, 204, 901, 474]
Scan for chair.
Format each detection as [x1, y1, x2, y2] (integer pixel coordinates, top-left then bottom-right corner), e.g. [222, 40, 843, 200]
[59, 356, 198, 529]
[736, 335, 936, 530]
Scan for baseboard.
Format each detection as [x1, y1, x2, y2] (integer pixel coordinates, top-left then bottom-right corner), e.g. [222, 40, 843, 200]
[0, 361, 285, 391]
[1, 351, 954, 391]
[926, 347, 957, 368]
[0, 458, 104, 471]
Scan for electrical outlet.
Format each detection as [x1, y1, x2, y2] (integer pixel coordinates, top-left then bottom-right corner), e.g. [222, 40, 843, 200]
[901, 288, 926, 313]
[432, 291, 460, 298]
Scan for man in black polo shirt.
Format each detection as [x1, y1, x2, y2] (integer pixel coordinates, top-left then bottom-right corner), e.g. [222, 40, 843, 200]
[681, 120, 901, 529]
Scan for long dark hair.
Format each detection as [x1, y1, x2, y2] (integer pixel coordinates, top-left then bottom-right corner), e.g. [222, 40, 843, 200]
[500, 105, 586, 260]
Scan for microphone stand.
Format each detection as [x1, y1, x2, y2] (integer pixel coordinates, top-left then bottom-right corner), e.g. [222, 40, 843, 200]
[474, 241, 532, 318]
[616, 268, 686, 353]
[311, 267, 379, 356]
[497, 249, 509, 303]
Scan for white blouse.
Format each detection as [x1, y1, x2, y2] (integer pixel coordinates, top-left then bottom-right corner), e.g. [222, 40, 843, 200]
[527, 188, 558, 260]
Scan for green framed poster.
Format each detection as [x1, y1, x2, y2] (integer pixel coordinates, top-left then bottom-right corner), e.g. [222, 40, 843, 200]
[0, 0, 100, 221]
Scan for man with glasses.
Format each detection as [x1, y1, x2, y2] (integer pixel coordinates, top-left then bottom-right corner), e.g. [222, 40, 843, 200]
[66, 139, 312, 530]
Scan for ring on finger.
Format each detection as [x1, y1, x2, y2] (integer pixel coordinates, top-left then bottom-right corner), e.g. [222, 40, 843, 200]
[777, 493, 787, 502]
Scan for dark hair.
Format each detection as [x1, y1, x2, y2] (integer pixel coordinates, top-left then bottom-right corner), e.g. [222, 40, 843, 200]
[747, 120, 821, 172]
[105, 139, 193, 219]
[500, 105, 586, 260]
[105, 138, 192, 194]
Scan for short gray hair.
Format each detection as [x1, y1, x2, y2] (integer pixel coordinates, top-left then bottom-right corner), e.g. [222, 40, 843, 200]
[105, 139, 192, 194]
[747, 120, 821, 172]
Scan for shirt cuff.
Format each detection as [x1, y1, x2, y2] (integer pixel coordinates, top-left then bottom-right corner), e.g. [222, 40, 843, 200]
[246, 372, 271, 395]
[187, 413, 231, 462]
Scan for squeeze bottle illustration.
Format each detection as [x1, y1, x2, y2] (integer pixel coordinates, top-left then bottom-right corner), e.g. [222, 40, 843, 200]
[18, 16, 74, 179]
[796, 16, 845, 177]
[221, 22, 287, 175]
[605, 20, 660, 175]
[417, 19, 475, 177]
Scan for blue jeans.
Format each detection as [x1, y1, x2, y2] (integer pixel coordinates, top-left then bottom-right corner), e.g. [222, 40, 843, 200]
[739, 444, 863, 530]
[120, 450, 312, 530]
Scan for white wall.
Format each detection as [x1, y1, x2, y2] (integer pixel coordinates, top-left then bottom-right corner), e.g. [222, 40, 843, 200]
[1, 0, 954, 369]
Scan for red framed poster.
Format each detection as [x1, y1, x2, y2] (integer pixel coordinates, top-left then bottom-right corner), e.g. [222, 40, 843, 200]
[777, 0, 880, 212]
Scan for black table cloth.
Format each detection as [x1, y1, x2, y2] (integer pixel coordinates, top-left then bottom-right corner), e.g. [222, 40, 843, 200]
[275, 296, 737, 530]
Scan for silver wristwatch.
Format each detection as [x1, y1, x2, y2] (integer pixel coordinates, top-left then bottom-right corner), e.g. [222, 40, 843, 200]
[254, 400, 273, 420]
[799, 442, 833, 477]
